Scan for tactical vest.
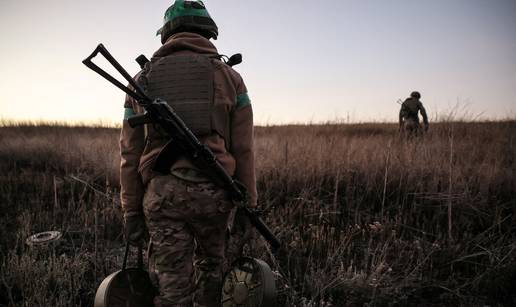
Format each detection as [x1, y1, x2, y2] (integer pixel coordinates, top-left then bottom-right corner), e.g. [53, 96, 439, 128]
[138, 54, 230, 147]
[401, 99, 420, 120]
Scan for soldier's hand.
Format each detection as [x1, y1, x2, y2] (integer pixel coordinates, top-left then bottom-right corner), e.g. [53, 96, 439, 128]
[226, 208, 258, 256]
[233, 208, 255, 241]
[124, 213, 147, 246]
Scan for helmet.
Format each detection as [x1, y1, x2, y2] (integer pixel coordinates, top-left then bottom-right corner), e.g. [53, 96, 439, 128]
[157, 0, 218, 44]
[410, 91, 421, 99]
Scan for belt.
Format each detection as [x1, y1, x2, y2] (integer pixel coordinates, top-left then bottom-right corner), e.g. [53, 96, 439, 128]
[170, 168, 211, 183]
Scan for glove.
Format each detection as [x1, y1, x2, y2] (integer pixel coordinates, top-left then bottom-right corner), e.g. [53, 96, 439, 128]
[229, 208, 254, 242]
[225, 208, 256, 264]
[124, 213, 147, 246]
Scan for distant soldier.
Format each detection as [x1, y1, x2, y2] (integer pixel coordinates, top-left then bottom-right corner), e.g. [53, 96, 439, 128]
[399, 91, 429, 137]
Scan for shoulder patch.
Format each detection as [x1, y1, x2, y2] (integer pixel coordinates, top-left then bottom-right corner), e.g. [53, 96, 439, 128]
[124, 108, 136, 120]
[236, 93, 251, 109]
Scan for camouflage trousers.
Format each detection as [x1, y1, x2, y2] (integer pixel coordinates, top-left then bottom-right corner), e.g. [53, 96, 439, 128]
[402, 118, 422, 138]
[143, 175, 234, 307]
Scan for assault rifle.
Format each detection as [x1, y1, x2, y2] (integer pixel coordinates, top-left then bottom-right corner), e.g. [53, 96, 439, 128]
[83, 44, 281, 251]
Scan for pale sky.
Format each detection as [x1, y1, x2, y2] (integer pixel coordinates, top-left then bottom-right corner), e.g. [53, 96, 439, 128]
[1, 0, 515, 125]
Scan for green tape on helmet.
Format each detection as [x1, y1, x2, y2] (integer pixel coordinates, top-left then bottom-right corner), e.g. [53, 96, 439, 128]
[157, 0, 218, 41]
[165, 0, 211, 23]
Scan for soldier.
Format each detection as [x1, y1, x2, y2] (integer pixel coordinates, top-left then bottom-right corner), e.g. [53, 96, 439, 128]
[399, 91, 429, 137]
[119, 1, 257, 306]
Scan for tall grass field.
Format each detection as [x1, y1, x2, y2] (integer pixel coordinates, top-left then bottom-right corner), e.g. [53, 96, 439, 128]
[0, 121, 515, 306]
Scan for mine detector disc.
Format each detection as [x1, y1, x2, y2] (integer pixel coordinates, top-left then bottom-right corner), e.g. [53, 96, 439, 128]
[26, 231, 62, 246]
[94, 268, 155, 307]
[95, 244, 155, 307]
[222, 257, 277, 307]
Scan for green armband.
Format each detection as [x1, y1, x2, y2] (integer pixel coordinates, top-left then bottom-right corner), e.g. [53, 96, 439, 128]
[236, 93, 251, 109]
[124, 108, 136, 120]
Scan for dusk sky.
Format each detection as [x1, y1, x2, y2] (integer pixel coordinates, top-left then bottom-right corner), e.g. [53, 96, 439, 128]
[1, 0, 515, 125]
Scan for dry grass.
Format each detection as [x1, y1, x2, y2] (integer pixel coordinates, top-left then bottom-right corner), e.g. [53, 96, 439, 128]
[0, 121, 515, 306]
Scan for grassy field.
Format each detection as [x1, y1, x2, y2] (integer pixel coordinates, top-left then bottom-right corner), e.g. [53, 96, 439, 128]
[0, 121, 515, 306]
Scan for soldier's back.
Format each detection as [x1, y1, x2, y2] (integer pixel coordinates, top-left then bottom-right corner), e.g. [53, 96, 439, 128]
[402, 98, 421, 117]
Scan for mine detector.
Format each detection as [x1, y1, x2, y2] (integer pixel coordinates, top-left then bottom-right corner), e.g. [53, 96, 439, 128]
[83, 44, 281, 307]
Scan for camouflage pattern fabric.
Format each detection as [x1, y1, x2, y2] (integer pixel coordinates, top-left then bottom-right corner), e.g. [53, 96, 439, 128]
[144, 174, 234, 307]
[402, 117, 422, 138]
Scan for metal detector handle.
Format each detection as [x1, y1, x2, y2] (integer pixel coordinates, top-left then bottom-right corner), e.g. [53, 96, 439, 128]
[122, 243, 144, 271]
